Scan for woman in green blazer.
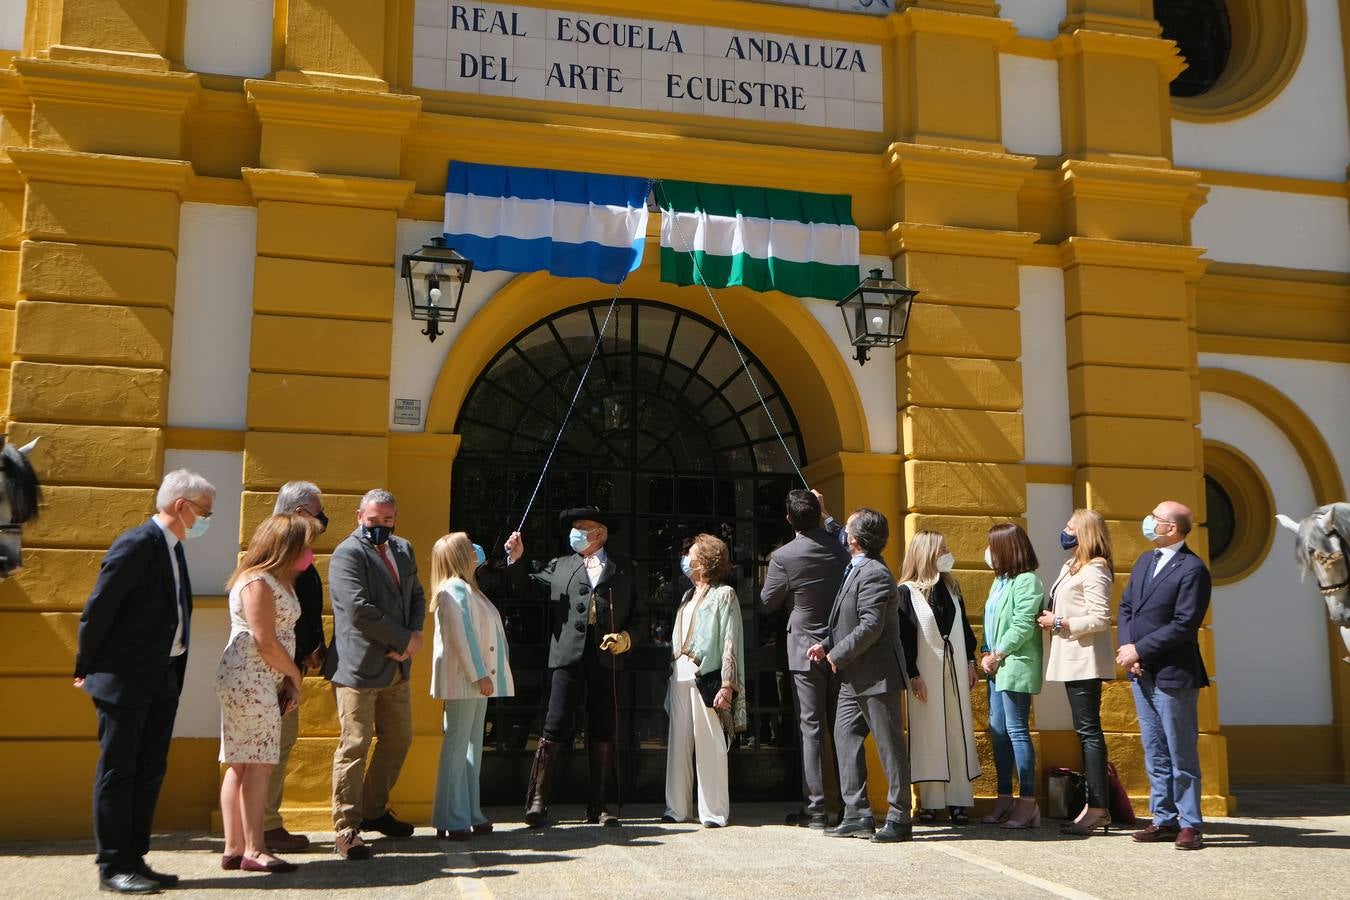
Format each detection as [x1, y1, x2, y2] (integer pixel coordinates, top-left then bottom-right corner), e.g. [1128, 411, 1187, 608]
[979, 523, 1045, 829]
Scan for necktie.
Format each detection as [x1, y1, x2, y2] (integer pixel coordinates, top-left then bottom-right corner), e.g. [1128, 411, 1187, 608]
[1141, 549, 1163, 594]
[172, 542, 191, 649]
[378, 543, 401, 587]
[585, 556, 602, 624]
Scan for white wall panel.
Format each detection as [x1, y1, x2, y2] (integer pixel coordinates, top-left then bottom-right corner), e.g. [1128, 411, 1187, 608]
[1025, 481, 1075, 731]
[1000, 55, 1062, 157]
[183, 0, 273, 78]
[169, 204, 256, 429]
[174, 608, 227, 738]
[1198, 353, 1350, 495]
[163, 449, 244, 597]
[1019, 266, 1071, 465]
[1189, 186, 1350, 272]
[1172, 2, 1350, 181]
[1201, 393, 1331, 726]
[0, 0, 25, 51]
[999, 0, 1065, 40]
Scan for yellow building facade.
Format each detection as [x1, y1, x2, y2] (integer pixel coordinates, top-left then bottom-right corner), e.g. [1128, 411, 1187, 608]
[0, 0, 1346, 839]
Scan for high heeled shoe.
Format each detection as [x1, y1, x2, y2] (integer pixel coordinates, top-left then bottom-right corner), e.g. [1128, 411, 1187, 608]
[1060, 809, 1112, 836]
[980, 795, 1016, 824]
[1001, 799, 1041, 829]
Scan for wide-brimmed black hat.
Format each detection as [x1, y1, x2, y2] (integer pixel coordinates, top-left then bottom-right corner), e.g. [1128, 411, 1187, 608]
[559, 506, 620, 533]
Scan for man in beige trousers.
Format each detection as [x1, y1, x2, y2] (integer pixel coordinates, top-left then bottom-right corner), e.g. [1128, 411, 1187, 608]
[323, 489, 426, 859]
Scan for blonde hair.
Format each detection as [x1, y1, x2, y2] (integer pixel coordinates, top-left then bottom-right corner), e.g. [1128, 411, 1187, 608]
[429, 532, 480, 610]
[227, 514, 314, 589]
[899, 530, 953, 593]
[1069, 508, 1114, 576]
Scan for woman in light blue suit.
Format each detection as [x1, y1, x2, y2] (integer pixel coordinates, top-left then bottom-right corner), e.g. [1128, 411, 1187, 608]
[429, 532, 514, 840]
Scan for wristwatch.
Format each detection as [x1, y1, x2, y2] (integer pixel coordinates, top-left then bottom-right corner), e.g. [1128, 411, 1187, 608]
[1052, 616, 1064, 634]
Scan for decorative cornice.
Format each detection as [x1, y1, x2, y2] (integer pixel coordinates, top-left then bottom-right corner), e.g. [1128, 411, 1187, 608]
[187, 176, 253, 207]
[1058, 236, 1208, 273]
[1058, 159, 1204, 207]
[1054, 28, 1185, 79]
[46, 45, 172, 72]
[242, 168, 415, 211]
[15, 58, 199, 113]
[9, 148, 194, 195]
[891, 6, 1015, 43]
[888, 222, 1038, 260]
[885, 142, 1036, 193]
[245, 79, 421, 136]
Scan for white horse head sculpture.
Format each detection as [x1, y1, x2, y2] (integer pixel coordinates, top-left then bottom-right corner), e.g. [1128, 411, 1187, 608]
[0, 437, 41, 578]
[1277, 501, 1350, 662]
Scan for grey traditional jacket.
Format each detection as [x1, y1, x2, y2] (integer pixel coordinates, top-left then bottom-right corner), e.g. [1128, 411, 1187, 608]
[824, 556, 907, 696]
[507, 550, 648, 669]
[324, 529, 427, 688]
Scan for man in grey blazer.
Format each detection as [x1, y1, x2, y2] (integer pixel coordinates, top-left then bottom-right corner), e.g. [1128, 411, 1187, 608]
[761, 489, 849, 829]
[324, 489, 427, 859]
[808, 507, 912, 843]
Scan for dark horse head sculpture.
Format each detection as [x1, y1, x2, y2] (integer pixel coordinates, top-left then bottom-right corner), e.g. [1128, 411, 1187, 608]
[0, 437, 41, 578]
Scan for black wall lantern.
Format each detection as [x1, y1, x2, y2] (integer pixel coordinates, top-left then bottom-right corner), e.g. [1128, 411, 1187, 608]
[400, 236, 474, 342]
[836, 267, 919, 366]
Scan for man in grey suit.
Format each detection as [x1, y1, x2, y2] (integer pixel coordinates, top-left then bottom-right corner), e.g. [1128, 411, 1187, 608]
[324, 489, 427, 859]
[808, 507, 912, 843]
[761, 488, 849, 829]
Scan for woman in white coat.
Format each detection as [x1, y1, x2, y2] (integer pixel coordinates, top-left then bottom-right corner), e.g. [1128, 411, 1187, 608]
[897, 531, 980, 825]
[1037, 508, 1115, 836]
[429, 532, 514, 840]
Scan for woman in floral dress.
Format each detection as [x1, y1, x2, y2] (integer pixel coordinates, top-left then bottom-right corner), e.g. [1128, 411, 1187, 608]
[216, 514, 315, 874]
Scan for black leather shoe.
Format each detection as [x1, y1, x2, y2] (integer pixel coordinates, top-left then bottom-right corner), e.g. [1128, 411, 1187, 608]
[825, 817, 875, 838]
[360, 810, 415, 838]
[135, 862, 178, 887]
[99, 872, 161, 894]
[807, 813, 829, 830]
[871, 820, 913, 843]
[784, 809, 811, 826]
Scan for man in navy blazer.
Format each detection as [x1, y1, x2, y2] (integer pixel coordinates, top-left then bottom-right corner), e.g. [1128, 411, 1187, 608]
[1116, 499, 1211, 851]
[74, 470, 215, 894]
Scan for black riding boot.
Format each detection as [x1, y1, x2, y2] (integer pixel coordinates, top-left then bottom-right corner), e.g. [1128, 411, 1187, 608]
[586, 741, 620, 826]
[524, 737, 562, 828]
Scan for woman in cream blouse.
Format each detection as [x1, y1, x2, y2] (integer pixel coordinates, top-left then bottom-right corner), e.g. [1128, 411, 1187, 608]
[429, 533, 514, 840]
[663, 533, 746, 828]
[1038, 508, 1115, 836]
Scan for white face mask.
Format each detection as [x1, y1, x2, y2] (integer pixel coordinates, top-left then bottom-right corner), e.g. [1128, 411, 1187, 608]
[983, 547, 994, 570]
[936, 552, 955, 573]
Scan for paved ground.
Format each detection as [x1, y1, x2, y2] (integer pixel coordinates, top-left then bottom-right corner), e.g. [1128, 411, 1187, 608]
[3, 786, 1347, 899]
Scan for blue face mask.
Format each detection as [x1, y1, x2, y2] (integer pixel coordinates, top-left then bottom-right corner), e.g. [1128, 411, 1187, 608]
[472, 543, 486, 567]
[361, 524, 393, 545]
[184, 515, 211, 540]
[569, 527, 590, 553]
[679, 555, 693, 578]
[1141, 515, 1160, 542]
[1060, 530, 1078, 550]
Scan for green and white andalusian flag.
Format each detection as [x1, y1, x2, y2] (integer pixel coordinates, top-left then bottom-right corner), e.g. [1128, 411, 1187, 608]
[657, 181, 860, 301]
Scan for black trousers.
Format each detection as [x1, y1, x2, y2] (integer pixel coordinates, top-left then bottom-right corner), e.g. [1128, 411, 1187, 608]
[542, 631, 617, 745]
[1064, 678, 1110, 809]
[91, 668, 180, 877]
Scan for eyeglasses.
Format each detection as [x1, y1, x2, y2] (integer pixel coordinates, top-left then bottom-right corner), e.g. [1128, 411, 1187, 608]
[184, 497, 213, 519]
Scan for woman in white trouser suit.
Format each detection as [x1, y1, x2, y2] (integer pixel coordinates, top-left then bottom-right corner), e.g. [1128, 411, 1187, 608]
[663, 533, 746, 828]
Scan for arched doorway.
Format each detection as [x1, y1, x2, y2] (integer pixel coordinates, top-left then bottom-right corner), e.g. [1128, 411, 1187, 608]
[452, 299, 809, 803]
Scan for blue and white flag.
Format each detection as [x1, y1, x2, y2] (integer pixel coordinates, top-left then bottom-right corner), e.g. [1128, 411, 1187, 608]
[444, 162, 649, 285]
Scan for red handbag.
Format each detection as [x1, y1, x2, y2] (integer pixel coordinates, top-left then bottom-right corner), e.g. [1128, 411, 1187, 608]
[1107, 762, 1138, 824]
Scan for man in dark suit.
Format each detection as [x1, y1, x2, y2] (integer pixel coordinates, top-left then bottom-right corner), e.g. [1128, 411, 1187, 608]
[808, 508, 912, 844]
[1117, 499, 1211, 851]
[74, 469, 216, 894]
[263, 480, 329, 853]
[505, 507, 648, 828]
[761, 488, 849, 829]
[325, 489, 426, 860]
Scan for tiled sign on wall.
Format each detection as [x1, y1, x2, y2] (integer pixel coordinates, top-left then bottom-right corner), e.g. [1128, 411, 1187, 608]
[412, 1, 885, 131]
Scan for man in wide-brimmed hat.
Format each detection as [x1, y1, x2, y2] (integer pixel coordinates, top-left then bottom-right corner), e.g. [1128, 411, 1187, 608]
[505, 507, 647, 827]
